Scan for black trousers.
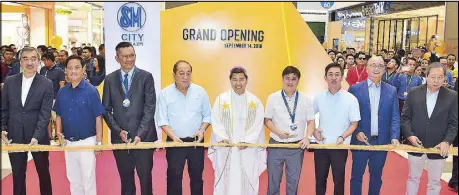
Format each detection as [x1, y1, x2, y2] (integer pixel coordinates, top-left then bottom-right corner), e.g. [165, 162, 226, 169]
[314, 149, 348, 195]
[8, 151, 52, 195]
[166, 137, 204, 195]
[113, 149, 154, 195]
[450, 138, 458, 187]
[399, 99, 407, 143]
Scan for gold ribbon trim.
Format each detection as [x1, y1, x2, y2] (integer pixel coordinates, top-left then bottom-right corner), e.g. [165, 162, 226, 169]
[2, 142, 457, 156]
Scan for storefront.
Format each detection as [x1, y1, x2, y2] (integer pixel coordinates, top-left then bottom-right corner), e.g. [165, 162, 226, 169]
[329, 1, 446, 54]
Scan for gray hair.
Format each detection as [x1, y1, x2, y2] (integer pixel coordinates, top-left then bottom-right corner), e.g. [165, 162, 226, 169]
[18, 47, 40, 59]
[426, 62, 446, 77]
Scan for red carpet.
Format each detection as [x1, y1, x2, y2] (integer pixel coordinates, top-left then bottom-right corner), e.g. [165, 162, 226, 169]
[1, 150, 456, 195]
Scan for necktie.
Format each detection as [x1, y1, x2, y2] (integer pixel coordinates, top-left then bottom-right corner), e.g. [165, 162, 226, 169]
[123, 73, 129, 97]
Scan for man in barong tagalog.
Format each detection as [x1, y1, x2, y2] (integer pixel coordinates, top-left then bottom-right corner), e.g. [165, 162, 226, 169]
[208, 66, 266, 195]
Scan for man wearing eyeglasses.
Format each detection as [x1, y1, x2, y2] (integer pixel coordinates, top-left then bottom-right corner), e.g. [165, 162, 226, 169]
[1, 47, 54, 195]
[348, 55, 400, 195]
[402, 62, 458, 195]
[102, 42, 157, 195]
[346, 52, 369, 86]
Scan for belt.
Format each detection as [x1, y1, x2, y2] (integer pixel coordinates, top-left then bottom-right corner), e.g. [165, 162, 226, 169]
[278, 140, 300, 144]
[181, 137, 197, 143]
[68, 136, 92, 142]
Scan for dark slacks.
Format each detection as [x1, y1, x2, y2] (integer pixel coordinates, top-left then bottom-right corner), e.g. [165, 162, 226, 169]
[113, 149, 154, 195]
[314, 149, 348, 195]
[449, 137, 458, 188]
[166, 137, 204, 195]
[9, 151, 52, 195]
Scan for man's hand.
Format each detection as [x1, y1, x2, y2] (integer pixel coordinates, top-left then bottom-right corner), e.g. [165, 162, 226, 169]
[336, 136, 344, 145]
[356, 132, 368, 143]
[29, 138, 38, 146]
[192, 129, 205, 143]
[299, 138, 310, 149]
[133, 136, 141, 145]
[435, 142, 450, 157]
[313, 128, 324, 141]
[277, 131, 290, 139]
[1, 131, 9, 145]
[57, 132, 66, 146]
[219, 139, 230, 144]
[119, 130, 129, 143]
[239, 142, 248, 150]
[407, 136, 422, 147]
[391, 139, 400, 145]
[172, 136, 183, 143]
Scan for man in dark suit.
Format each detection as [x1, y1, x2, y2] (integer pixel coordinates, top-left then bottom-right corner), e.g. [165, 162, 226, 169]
[402, 62, 458, 195]
[102, 42, 157, 195]
[1, 47, 54, 195]
[348, 55, 400, 195]
[449, 79, 459, 192]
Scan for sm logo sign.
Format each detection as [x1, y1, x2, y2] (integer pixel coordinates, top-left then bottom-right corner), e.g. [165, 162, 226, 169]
[117, 2, 147, 32]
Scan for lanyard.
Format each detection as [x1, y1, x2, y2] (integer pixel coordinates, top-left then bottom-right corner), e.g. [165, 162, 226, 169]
[281, 90, 299, 124]
[356, 66, 366, 82]
[120, 68, 136, 99]
[406, 75, 413, 88]
[385, 71, 395, 82]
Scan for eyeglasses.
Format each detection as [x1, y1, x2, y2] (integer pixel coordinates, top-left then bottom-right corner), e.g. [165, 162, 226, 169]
[358, 57, 367, 60]
[369, 64, 385, 69]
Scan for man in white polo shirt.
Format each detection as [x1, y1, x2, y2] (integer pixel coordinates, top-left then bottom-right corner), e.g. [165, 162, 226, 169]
[264, 66, 315, 195]
[313, 63, 361, 195]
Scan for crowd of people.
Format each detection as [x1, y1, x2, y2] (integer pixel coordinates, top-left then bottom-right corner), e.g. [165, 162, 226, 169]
[0, 41, 457, 195]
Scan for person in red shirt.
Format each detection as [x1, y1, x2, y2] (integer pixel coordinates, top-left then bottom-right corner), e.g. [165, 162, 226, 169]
[346, 52, 368, 86]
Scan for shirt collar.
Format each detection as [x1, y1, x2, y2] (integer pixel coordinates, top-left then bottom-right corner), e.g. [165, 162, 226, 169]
[282, 90, 297, 99]
[326, 88, 343, 96]
[367, 78, 381, 88]
[121, 66, 135, 76]
[22, 73, 36, 81]
[427, 87, 440, 96]
[69, 80, 86, 89]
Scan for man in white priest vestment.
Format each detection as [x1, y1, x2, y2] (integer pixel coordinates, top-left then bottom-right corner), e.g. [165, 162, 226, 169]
[208, 67, 267, 195]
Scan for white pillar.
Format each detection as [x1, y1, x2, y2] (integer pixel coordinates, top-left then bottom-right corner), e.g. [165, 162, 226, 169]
[55, 14, 69, 49]
[87, 9, 93, 45]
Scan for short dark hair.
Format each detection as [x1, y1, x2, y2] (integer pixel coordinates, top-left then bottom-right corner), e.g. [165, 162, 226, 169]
[447, 54, 456, 59]
[328, 50, 336, 55]
[346, 54, 354, 59]
[407, 57, 417, 65]
[325, 63, 344, 76]
[1, 45, 8, 50]
[65, 55, 84, 68]
[282, 66, 301, 79]
[4, 48, 14, 54]
[336, 56, 345, 62]
[397, 49, 406, 57]
[426, 62, 446, 77]
[82, 46, 92, 52]
[41, 52, 55, 62]
[59, 50, 69, 57]
[37, 45, 47, 53]
[9, 44, 16, 48]
[77, 47, 83, 56]
[99, 44, 105, 51]
[115, 42, 134, 55]
[439, 56, 448, 61]
[390, 57, 401, 67]
[173, 60, 192, 74]
[229, 66, 248, 80]
[349, 48, 356, 52]
[381, 49, 388, 53]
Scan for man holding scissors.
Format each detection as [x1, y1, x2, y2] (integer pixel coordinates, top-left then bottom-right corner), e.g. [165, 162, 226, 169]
[348, 56, 400, 195]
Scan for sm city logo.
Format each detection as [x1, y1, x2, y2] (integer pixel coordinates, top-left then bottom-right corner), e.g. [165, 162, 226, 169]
[117, 2, 146, 46]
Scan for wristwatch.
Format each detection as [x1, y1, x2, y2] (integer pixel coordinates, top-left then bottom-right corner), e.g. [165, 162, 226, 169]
[338, 135, 345, 140]
[96, 141, 102, 146]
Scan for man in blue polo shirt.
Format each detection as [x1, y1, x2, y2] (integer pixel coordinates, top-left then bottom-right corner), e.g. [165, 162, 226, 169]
[54, 55, 104, 195]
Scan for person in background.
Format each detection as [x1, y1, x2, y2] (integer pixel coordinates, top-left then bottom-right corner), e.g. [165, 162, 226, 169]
[379, 49, 388, 59]
[9, 44, 18, 60]
[328, 50, 336, 61]
[1, 45, 8, 55]
[414, 64, 426, 84]
[382, 57, 400, 87]
[420, 59, 430, 77]
[387, 50, 395, 59]
[90, 46, 97, 60]
[2, 48, 17, 79]
[348, 56, 400, 195]
[395, 57, 423, 114]
[87, 56, 105, 86]
[402, 62, 458, 195]
[439, 57, 455, 88]
[98, 44, 105, 60]
[348, 48, 356, 56]
[345, 54, 355, 69]
[335, 52, 343, 60]
[346, 52, 368, 86]
[40, 52, 65, 140]
[396, 49, 406, 60]
[446, 54, 458, 82]
[57, 50, 69, 71]
[336, 56, 345, 70]
[71, 47, 78, 57]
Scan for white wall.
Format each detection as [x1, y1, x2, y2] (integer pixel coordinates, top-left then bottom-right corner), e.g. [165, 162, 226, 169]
[29, 7, 46, 47]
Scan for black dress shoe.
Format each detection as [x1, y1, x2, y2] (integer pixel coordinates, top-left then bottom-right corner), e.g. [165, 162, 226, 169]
[455, 186, 458, 192]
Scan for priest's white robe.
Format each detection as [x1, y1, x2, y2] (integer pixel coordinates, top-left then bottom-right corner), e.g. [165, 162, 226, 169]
[208, 90, 267, 195]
